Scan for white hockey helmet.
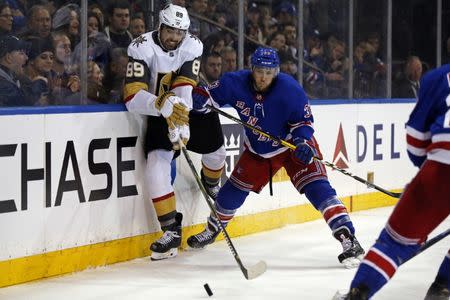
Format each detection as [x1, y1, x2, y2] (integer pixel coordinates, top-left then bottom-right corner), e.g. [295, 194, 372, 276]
[159, 4, 190, 31]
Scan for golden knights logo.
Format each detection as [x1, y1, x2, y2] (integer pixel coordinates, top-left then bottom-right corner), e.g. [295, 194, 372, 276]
[132, 35, 147, 47]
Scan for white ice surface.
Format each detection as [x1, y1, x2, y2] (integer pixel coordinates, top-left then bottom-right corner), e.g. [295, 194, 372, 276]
[0, 207, 448, 300]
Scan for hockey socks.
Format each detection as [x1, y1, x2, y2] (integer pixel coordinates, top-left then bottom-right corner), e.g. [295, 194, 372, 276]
[152, 192, 177, 231]
[304, 180, 355, 234]
[350, 228, 420, 298]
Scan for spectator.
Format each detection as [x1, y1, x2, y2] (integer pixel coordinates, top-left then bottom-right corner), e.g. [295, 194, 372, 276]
[21, 5, 51, 40]
[220, 45, 237, 73]
[188, 0, 215, 40]
[283, 22, 297, 58]
[199, 51, 222, 85]
[0, 35, 31, 106]
[104, 0, 132, 49]
[88, 2, 105, 29]
[72, 12, 110, 70]
[279, 50, 297, 78]
[65, 60, 107, 104]
[102, 47, 127, 103]
[274, 1, 296, 26]
[367, 32, 383, 62]
[0, 1, 13, 36]
[353, 41, 385, 98]
[52, 4, 80, 51]
[393, 55, 422, 99]
[259, 4, 277, 40]
[51, 31, 80, 103]
[247, 2, 261, 28]
[267, 31, 288, 57]
[303, 29, 326, 98]
[23, 37, 53, 105]
[129, 14, 145, 39]
[4, 0, 25, 33]
[246, 22, 263, 45]
[203, 31, 225, 54]
[323, 39, 349, 98]
[86, 61, 107, 103]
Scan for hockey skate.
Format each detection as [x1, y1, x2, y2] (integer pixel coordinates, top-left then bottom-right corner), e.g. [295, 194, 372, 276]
[187, 217, 221, 249]
[332, 284, 370, 300]
[424, 277, 450, 300]
[333, 227, 365, 268]
[201, 171, 220, 200]
[150, 213, 183, 261]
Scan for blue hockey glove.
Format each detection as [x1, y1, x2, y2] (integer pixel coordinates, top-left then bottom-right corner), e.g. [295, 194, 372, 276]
[293, 139, 317, 165]
[192, 86, 211, 113]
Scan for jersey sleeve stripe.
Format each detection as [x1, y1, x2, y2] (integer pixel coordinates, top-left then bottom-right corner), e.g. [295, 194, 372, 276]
[431, 133, 450, 142]
[426, 141, 450, 151]
[406, 125, 431, 140]
[406, 144, 427, 156]
[171, 76, 197, 88]
[124, 82, 148, 102]
[406, 134, 431, 149]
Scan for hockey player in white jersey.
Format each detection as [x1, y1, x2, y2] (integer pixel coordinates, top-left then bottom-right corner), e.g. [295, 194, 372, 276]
[123, 4, 226, 261]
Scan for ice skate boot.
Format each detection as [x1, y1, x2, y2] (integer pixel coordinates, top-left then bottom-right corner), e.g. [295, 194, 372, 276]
[150, 213, 182, 261]
[187, 216, 221, 249]
[424, 277, 450, 300]
[343, 285, 369, 300]
[333, 227, 365, 268]
[201, 170, 220, 200]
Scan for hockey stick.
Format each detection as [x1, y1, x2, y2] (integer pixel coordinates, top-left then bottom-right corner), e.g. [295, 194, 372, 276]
[178, 140, 267, 280]
[208, 105, 402, 199]
[332, 227, 450, 299]
[417, 227, 450, 255]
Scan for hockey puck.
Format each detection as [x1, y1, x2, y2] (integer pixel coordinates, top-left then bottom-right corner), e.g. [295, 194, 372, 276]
[204, 283, 213, 296]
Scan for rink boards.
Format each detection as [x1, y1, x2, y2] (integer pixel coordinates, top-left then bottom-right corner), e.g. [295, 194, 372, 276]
[0, 100, 415, 287]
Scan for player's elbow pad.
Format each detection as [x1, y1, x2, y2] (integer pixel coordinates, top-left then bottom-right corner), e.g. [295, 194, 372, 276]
[291, 126, 314, 142]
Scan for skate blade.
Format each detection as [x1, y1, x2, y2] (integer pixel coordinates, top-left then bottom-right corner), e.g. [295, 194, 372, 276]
[341, 257, 361, 269]
[186, 245, 207, 251]
[332, 290, 348, 300]
[150, 248, 178, 261]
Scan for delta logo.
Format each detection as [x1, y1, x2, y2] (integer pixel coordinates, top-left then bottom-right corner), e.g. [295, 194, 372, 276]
[332, 123, 349, 169]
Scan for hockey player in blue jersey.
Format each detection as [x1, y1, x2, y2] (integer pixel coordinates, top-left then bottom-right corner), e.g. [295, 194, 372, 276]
[187, 47, 365, 268]
[342, 64, 450, 299]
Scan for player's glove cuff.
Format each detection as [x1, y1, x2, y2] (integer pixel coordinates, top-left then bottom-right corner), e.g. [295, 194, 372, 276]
[293, 138, 317, 165]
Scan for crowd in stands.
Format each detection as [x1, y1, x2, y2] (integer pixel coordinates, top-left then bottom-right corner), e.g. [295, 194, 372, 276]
[0, 0, 446, 107]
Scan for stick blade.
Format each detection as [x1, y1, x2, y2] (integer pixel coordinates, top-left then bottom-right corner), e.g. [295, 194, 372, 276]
[243, 260, 267, 280]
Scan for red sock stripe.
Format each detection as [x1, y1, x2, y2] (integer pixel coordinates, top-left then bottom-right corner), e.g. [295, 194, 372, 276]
[152, 192, 175, 203]
[365, 249, 397, 279]
[323, 205, 347, 222]
[217, 213, 233, 222]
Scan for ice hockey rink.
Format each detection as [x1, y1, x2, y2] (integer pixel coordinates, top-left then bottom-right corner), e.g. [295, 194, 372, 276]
[0, 206, 448, 300]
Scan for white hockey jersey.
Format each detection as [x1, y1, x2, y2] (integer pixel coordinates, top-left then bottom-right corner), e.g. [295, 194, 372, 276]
[124, 31, 203, 115]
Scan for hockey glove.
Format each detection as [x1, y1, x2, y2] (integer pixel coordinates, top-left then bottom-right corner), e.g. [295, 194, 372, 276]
[155, 91, 190, 126]
[192, 86, 211, 113]
[179, 124, 190, 146]
[166, 120, 190, 150]
[293, 139, 317, 165]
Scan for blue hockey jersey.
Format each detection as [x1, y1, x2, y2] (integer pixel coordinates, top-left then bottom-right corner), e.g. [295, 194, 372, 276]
[206, 70, 314, 157]
[406, 64, 450, 166]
